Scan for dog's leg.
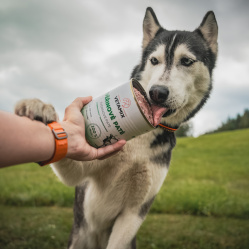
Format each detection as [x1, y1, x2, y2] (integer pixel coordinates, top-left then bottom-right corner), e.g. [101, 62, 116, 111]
[106, 211, 143, 249]
[15, 98, 58, 124]
[67, 184, 88, 249]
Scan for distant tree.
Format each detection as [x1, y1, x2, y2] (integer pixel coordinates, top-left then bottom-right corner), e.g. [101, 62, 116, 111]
[176, 122, 193, 137]
[239, 109, 249, 129]
[208, 108, 249, 134]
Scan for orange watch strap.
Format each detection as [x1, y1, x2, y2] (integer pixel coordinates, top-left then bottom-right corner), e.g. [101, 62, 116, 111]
[39, 122, 68, 166]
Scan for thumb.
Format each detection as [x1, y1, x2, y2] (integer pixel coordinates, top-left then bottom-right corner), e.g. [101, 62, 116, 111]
[71, 96, 93, 111]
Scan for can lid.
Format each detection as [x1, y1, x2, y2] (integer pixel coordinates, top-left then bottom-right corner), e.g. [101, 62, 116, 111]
[131, 79, 155, 128]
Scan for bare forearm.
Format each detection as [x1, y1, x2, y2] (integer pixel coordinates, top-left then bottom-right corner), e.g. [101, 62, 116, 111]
[0, 111, 54, 167]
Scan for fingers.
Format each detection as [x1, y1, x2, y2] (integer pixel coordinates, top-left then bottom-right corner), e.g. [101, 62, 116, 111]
[63, 96, 126, 161]
[96, 140, 126, 160]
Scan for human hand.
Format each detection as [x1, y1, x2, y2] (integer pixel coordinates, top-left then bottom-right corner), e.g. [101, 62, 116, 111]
[60, 97, 126, 161]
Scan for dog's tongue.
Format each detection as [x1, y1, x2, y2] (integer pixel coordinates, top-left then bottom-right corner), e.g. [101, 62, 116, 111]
[151, 105, 168, 126]
[133, 87, 168, 127]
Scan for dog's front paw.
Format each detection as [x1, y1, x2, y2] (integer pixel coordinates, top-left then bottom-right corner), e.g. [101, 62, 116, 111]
[15, 98, 58, 124]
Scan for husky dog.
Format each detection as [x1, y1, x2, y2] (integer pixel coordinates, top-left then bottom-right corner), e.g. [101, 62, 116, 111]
[15, 7, 218, 249]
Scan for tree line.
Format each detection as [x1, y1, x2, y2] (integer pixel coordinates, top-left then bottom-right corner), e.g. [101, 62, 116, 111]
[176, 108, 249, 137]
[208, 108, 249, 134]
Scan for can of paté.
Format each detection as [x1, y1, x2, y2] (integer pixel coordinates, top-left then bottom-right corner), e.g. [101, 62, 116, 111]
[81, 78, 154, 148]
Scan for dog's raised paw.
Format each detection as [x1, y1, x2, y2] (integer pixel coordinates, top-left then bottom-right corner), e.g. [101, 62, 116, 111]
[15, 98, 58, 124]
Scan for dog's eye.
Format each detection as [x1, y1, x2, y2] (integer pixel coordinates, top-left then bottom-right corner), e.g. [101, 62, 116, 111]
[150, 57, 159, 65]
[181, 57, 195, 67]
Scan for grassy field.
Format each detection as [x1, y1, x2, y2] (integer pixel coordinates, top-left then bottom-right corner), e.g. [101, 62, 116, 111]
[0, 129, 249, 248]
[1, 206, 248, 249]
[152, 129, 249, 218]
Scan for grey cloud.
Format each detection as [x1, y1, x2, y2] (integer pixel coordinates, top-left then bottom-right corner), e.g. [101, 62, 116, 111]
[0, 0, 249, 135]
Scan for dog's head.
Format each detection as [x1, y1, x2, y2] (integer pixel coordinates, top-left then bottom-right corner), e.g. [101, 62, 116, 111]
[132, 7, 218, 127]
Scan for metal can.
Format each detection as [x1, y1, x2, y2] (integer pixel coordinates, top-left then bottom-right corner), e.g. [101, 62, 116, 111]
[81, 78, 155, 148]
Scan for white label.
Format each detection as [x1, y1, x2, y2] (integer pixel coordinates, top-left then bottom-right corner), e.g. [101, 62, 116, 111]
[82, 81, 154, 148]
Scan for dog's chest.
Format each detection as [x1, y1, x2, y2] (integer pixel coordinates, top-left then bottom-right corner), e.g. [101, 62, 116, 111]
[83, 130, 174, 231]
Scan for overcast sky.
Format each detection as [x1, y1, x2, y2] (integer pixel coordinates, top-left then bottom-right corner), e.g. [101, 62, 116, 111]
[1, 0, 249, 136]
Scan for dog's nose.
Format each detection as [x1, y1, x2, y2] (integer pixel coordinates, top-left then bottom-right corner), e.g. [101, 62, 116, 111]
[149, 85, 169, 104]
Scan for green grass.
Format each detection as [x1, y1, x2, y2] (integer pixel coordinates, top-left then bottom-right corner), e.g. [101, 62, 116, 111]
[0, 205, 73, 249]
[151, 129, 249, 218]
[0, 206, 248, 249]
[138, 214, 249, 249]
[0, 129, 249, 248]
[0, 163, 74, 207]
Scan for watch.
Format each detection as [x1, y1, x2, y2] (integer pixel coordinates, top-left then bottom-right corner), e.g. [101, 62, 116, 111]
[39, 122, 68, 166]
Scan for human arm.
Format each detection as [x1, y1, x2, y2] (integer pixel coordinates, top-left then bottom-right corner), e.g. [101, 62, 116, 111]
[0, 97, 126, 168]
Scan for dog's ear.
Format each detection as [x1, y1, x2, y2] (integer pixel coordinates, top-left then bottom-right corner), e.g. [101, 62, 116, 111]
[143, 7, 161, 49]
[197, 11, 218, 55]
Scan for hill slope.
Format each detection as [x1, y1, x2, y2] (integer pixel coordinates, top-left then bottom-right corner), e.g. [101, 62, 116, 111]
[151, 129, 249, 218]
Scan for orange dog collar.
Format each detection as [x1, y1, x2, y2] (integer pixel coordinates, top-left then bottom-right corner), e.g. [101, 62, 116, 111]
[158, 123, 178, 132]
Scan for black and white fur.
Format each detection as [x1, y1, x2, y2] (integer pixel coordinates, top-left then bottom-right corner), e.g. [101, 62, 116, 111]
[15, 7, 218, 249]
